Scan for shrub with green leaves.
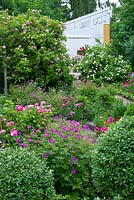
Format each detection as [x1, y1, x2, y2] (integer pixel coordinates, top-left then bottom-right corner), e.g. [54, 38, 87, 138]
[0, 147, 56, 200]
[124, 103, 134, 117]
[74, 43, 131, 85]
[92, 116, 134, 199]
[0, 10, 73, 91]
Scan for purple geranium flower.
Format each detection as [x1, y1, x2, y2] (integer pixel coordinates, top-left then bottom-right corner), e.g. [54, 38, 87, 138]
[71, 169, 76, 174]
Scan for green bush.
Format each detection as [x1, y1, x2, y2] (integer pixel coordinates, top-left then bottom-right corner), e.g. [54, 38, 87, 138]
[92, 116, 134, 199]
[124, 103, 134, 117]
[0, 147, 56, 200]
[0, 10, 73, 91]
[74, 43, 131, 85]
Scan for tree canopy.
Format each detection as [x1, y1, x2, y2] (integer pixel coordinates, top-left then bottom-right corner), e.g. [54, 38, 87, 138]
[111, 0, 134, 66]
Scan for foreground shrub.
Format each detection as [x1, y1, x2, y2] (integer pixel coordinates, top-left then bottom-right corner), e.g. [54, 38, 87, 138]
[0, 147, 56, 200]
[36, 119, 97, 199]
[92, 116, 134, 199]
[74, 43, 131, 85]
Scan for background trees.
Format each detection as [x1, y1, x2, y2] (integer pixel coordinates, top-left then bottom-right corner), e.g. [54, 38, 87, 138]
[0, 0, 67, 21]
[111, 0, 134, 66]
[69, 0, 96, 19]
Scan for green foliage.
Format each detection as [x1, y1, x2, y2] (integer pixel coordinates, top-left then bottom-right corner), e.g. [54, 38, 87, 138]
[0, 0, 67, 21]
[8, 82, 46, 105]
[92, 116, 134, 199]
[0, 10, 73, 92]
[124, 103, 134, 116]
[0, 147, 56, 200]
[111, 0, 134, 66]
[74, 44, 131, 85]
[70, 0, 96, 19]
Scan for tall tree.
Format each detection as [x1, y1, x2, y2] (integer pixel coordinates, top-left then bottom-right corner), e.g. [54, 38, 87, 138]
[69, 0, 96, 19]
[111, 0, 134, 66]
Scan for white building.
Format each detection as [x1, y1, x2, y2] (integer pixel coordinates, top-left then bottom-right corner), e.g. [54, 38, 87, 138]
[64, 7, 111, 57]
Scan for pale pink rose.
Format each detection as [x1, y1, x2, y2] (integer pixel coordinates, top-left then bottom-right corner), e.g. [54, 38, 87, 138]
[10, 129, 18, 137]
[25, 105, 34, 109]
[0, 129, 6, 134]
[7, 121, 15, 126]
[34, 103, 39, 108]
[45, 109, 51, 113]
[41, 101, 46, 106]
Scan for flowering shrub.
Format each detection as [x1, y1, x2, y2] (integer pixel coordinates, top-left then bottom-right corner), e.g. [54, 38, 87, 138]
[0, 10, 73, 90]
[122, 72, 134, 98]
[0, 147, 56, 200]
[74, 44, 131, 85]
[37, 118, 97, 199]
[0, 100, 53, 145]
[92, 116, 134, 199]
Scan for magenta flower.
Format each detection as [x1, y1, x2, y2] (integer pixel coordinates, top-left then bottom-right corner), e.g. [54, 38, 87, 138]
[10, 128, 18, 137]
[42, 153, 47, 158]
[71, 169, 76, 174]
[101, 126, 108, 132]
[35, 140, 40, 144]
[124, 82, 129, 88]
[16, 138, 22, 143]
[71, 157, 78, 163]
[82, 124, 89, 131]
[38, 108, 44, 113]
[92, 139, 97, 143]
[94, 126, 100, 132]
[106, 117, 114, 125]
[47, 138, 54, 143]
[19, 143, 27, 148]
[28, 138, 33, 143]
[62, 135, 67, 139]
[16, 105, 24, 111]
[43, 133, 50, 137]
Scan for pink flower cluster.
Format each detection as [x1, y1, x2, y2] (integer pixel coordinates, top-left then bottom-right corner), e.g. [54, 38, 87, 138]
[94, 117, 114, 134]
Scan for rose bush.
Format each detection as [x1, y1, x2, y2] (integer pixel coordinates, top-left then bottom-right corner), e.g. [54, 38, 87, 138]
[0, 10, 73, 91]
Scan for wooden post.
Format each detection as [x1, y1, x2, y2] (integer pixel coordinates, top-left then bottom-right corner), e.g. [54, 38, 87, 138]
[104, 24, 110, 45]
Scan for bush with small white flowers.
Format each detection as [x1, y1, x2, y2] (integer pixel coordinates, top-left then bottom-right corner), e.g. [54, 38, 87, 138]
[74, 43, 131, 85]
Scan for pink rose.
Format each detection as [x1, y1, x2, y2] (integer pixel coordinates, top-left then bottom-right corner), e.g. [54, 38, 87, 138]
[7, 121, 15, 126]
[10, 129, 18, 137]
[16, 105, 24, 111]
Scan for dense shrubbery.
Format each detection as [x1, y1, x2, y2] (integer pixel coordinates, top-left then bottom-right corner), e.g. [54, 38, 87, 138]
[0, 147, 56, 200]
[74, 43, 131, 85]
[92, 116, 134, 200]
[0, 10, 73, 91]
